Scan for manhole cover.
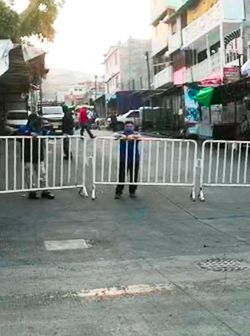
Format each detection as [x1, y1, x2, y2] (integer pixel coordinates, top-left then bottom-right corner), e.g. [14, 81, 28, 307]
[198, 258, 248, 272]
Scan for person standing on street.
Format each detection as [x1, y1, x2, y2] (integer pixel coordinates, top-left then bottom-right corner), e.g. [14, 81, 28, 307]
[110, 113, 117, 132]
[114, 121, 142, 199]
[79, 107, 95, 138]
[17, 114, 55, 200]
[62, 105, 74, 160]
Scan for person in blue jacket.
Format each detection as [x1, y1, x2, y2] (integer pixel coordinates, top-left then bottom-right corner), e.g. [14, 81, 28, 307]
[114, 121, 142, 199]
[18, 113, 55, 200]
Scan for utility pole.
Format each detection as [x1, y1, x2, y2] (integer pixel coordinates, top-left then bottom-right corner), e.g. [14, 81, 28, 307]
[94, 75, 98, 101]
[145, 51, 153, 108]
[39, 79, 43, 116]
[144, 51, 151, 89]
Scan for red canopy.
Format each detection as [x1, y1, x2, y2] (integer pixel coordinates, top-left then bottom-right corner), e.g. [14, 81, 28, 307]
[199, 72, 223, 87]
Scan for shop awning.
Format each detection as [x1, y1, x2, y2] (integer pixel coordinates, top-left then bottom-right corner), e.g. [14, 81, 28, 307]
[199, 72, 223, 87]
[0, 39, 14, 76]
[195, 87, 222, 107]
[241, 59, 250, 77]
[0, 42, 47, 93]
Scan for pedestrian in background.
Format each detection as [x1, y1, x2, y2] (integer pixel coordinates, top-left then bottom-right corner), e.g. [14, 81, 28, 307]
[62, 105, 74, 160]
[114, 121, 142, 199]
[17, 114, 55, 200]
[110, 113, 117, 132]
[79, 107, 95, 138]
[240, 114, 250, 136]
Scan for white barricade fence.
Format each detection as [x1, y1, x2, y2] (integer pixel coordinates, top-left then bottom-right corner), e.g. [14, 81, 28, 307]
[200, 140, 250, 201]
[0, 136, 89, 196]
[91, 137, 198, 200]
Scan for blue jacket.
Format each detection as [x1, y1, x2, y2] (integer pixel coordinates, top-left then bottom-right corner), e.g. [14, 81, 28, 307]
[119, 133, 140, 165]
[18, 124, 51, 136]
[17, 125, 52, 163]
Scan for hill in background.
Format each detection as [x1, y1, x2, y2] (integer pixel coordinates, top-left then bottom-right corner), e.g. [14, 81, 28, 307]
[42, 68, 93, 100]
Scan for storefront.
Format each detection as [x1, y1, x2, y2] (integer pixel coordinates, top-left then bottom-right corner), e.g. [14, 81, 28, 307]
[184, 78, 250, 140]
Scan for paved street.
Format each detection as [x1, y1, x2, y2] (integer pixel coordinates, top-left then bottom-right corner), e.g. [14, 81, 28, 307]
[1, 131, 250, 335]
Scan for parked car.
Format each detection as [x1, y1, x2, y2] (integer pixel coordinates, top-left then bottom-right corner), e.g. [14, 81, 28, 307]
[41, 106, 64, 134]
[107, 109, 141, 131]
[5, 110, 29, 130]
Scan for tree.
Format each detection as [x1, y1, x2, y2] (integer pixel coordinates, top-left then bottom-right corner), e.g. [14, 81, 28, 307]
[0, 0, 64, 42]
[0, 1, 20, 41]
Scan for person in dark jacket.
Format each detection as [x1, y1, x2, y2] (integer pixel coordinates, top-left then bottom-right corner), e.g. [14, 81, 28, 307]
[114, 121, 142, 199]
[110, 113, 117, 132]
[18, 114, 55, 200]
[62, 107, 74, 160]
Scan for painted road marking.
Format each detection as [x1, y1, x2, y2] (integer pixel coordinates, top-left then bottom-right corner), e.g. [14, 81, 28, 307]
[72, 283, 174, 299]
[44, 239, 91, 251]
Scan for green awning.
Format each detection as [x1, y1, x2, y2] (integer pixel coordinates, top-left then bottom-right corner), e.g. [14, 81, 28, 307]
[195, 87, 222, 107]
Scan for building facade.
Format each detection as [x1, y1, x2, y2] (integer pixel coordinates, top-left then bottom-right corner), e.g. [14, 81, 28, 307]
[152, 0, 247, 89]
[64, 80, 105, 106]
[151, 0, 182, 89]
[104, 37, 152, 94]
[150, 0, 250, 134]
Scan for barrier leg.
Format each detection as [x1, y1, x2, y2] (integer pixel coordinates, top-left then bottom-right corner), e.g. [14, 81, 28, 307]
[79, 186, 88, 198]
[91, 185, 96, 200]
[198, 188, 205, 202]
[190, 187, 196, 202]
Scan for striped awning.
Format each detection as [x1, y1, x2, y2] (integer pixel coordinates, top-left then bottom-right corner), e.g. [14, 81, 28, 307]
[224, 29, 241, 48]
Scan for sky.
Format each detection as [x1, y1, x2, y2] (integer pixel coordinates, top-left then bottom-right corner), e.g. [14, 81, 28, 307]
[11, 0, 151, 74]
[46, 0, 152, 74]
[30, 0, 148, 74]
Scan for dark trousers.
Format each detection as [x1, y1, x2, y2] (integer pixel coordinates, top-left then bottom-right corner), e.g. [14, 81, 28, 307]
[63, 131, 73, 158]
[63, 137, 73, 158]
[116, 161, 139, 195]
[80, 123, 94, 138]
[110, 122, 117, 132]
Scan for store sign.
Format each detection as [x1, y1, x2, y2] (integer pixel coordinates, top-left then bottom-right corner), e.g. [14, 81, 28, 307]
[224, 67, 240, 84]
[184, 86, 200, 123]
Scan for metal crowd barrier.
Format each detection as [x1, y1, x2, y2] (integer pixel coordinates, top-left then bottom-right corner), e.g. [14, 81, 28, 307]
[0, 136, 89, 197]
[91, 137, 198, 200]
[7, 136, 250, 203]
[199, 140, 250, 201]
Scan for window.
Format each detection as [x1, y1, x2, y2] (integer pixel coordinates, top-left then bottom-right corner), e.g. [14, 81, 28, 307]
[197, 49, 207, 63]
[7, 111, 28, 120]
[42, 106, 63, 115]
[181, 13, 187, 29]
[128, 111, 139, 118]
[210, 41, 220, 55]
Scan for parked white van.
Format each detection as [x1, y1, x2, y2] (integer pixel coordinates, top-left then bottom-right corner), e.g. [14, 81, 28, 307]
[115, 109, 141, 130]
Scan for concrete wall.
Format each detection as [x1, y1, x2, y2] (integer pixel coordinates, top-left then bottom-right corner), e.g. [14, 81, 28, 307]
[243, 0, 250, 62]
[120, 38, 153, 90]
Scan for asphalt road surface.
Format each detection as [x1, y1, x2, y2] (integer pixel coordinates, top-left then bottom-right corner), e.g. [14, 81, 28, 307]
[0, 130, 250, 336]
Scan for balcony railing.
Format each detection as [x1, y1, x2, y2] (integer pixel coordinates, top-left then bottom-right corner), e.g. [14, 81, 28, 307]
[153, 65, 173, 88]
[182, 0, 245, 48]
[185, 53, 221, 83]
[184, 51, 239, 83]
[182, 2, 221, 48]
